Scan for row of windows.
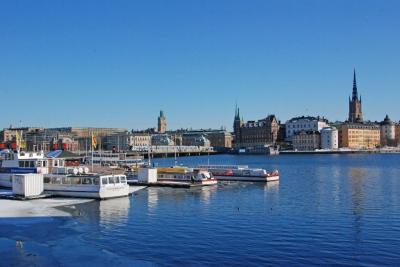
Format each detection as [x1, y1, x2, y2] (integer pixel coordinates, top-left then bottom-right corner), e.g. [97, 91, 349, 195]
[294, 140, 319, 144]
[44, 175, 126, 185]
[287, 123, 317, 129]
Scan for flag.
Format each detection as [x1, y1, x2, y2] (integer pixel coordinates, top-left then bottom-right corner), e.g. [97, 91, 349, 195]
[15, 131, 20, 148]
[92, 133, 97, 149]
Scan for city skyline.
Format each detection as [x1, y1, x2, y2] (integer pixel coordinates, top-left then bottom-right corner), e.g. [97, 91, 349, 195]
[1, 1, 400, 129]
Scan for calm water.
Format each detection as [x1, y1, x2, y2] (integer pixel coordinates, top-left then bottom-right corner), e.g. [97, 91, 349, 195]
[1, 154, 400, 266]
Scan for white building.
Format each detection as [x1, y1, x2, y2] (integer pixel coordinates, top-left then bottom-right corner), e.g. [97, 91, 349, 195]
[285, 116, 329, 141]
[380, 115, 395, 146]
[321, 127, 339, 150]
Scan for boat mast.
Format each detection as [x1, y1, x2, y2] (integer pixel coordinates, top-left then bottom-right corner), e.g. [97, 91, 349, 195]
[147, 144, 151, 167]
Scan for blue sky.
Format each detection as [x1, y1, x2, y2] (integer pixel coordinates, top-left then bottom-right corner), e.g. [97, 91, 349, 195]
[1, 0, 399, 130]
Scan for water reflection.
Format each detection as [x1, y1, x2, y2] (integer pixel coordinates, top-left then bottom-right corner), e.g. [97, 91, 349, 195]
[99, 197, 130, 225]
[77, 197, 131, 226]
[197, 186, 218, 205]
[347, 167, 372, 246]
[147, 188, 159, 213]
[348, 167, 367, 217]
[265, 181, 279, 191]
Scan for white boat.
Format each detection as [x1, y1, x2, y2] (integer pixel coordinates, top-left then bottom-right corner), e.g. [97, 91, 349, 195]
[85, 151, 145, 167]
[198, 165, 279, 182]
[157, 166, 218, 186]
[43, 173, 129, 199]
[0, 149, 49, 188]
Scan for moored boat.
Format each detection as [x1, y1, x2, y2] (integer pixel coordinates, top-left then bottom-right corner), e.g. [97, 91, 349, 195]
[0, 149, 49, 188]
[43, 173, 129, 199]
[157, 166, 217, 186]
[198, 165, 279, 182]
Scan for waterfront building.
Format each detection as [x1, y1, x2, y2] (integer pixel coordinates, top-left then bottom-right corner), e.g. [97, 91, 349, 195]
[182, 133, 211, 147]
[151, 134, 174, 146]
[338, 123, 380, 149]
[348, 70, 363, 123]
[205, 131, 232, 149]
[130, 133, 151, 148]
[1, 129, 17, 143]
[321, 127, 339, 150]
[285, 116, 328, 141]
[48, 127, 128, 138]
[395, 123, 400, 146]
[277, 123, 286, 143]
[157, 110, 167, 133]
[292, 131, 321, 151]
[102, 132, 131, 151]
[172, 129, 232, 149]
[233, 106, 279, 149]
[380, 115, 396, 147]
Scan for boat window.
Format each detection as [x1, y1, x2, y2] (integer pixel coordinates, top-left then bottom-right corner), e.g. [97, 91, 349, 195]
[70, 177, 81, 184]
[93, 178, 100, 185]
[201, 173, 206, 179]
[62, 177, 70, 184]
[54, 160, 58, 167]
[44, 177, 51, 183]
[82, 178, 92, 185]
[102, 177, 108, 185]
[19, 161, 24, 167]
[29, 161, 35, 168]
[43, 161, 47, 167]
[52, 177, 62, 184]
[115, 176, 120, 183]
[109, 176, 116, 184]
[120, 176, 126, 183]
[36, 161, 42, 167]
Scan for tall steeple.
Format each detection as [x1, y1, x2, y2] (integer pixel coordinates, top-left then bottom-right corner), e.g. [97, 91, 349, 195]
[233, 104, 243, 148]
[234, 103, 240, 120]
[352, 69, 358, 101]
[348, 69, 363, 122]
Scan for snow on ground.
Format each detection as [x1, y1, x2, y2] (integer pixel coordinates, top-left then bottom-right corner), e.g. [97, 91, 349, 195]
[0, 186, 146, 218]
[0, 198, 94, 218]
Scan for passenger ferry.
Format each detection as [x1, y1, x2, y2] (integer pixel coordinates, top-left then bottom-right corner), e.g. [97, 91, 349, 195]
[0, 149, 49, 188]
[43, 173, 129, 199]
[85, 152, 145, 167]
[198, 165, 279, 182]
[157, 166, 217, 186]
[0, 149, 130, 199]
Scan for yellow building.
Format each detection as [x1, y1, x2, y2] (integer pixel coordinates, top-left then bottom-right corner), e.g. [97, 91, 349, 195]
[339, 123, 380, 149]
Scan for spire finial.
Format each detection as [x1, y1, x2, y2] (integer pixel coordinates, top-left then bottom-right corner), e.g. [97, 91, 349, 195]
[352, 69, 358, 101]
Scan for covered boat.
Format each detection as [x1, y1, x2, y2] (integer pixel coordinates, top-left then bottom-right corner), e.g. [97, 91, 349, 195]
[199, 165, 279, 182]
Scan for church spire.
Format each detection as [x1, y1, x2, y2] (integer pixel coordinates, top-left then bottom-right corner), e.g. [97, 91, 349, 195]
[352, 68, 358, 101]
[234, 103, 240, 120]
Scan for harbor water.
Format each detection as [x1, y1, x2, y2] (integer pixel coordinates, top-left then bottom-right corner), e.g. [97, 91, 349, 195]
[1, 154, 400, 266]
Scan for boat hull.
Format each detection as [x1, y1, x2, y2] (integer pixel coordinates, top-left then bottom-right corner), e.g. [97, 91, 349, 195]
[157, 178, 218, 186]
[0, 174, 13, 188]
[214, 175, 279, 182]
[44, 184, 130, 199]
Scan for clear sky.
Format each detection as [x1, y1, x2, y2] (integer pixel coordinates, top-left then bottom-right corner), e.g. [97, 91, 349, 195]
[1, 0, 399, 131]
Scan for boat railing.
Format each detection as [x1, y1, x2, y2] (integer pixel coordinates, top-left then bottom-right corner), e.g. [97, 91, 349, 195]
[198, 165, 249, 170]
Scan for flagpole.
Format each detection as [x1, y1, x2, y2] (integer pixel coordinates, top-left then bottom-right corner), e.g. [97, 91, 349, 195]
[91, 132, 94, 173]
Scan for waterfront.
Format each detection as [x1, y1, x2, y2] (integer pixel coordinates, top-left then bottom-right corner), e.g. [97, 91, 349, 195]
[1, 154, 400, 266]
